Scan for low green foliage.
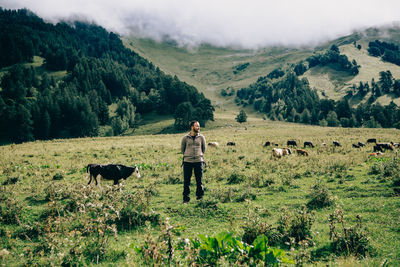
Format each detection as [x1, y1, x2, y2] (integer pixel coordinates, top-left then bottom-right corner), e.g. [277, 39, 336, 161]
[136, 223, 294, 266]
[226, 172, 246, 184]
[241, 205, 315, 249]
[306, 180, 335, 209]
[193, 232, 294, 266]
[329, 208, 375, 257]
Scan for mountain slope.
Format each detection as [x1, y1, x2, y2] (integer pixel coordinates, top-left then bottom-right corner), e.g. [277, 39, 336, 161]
[125, 27, 400, 108]
[124, 38, 313, 110]
[0, 9, 214, 143]
[303, 43, 400, 105]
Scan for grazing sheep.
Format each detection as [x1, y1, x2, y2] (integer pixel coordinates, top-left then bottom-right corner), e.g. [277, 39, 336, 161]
[208, 142, 219, 148]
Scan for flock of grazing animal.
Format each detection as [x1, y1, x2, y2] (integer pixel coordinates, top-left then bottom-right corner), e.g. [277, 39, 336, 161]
[208, 138, 399, 159]
[85, 138, 398, 185]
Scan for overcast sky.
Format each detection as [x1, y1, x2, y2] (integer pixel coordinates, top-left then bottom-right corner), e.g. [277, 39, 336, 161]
[1, 0, 400, 48]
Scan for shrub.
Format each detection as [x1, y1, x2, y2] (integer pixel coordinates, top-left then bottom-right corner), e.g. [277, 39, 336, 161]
[369, 153, 400, 180]
[2, 176, 19, 185]
[0, 197, 22, 225]
[242, 218, 279, 245]
[277, 205, 315, 246]
[251, 175, 275, 188]
[52, 173, 64, 180]
[226, 172, 246, 184]
[234, 189, 257, 202]
[191, 232, 293, 266]
[236, 109, 247, 123]
[329, 208, 375, 257]
[195, 197, 219, 210]
[135, 219, 177, 266]
[393, 173, 400, 194]
[306, 180, 335, 209]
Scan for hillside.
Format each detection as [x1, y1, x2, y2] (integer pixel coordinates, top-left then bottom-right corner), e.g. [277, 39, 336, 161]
[304, 44, 400, 105]
[125, 27, 400, 109]
[124, 38, 313, 111]
[0, 9, 214, 143]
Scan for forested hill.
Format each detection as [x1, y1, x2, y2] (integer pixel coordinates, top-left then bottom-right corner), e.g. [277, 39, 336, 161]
[0, 8, 214, 143]
[235, 45, 400, 129]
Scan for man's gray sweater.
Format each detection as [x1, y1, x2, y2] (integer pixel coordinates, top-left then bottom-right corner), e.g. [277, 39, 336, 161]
[181, 133, 206, 163]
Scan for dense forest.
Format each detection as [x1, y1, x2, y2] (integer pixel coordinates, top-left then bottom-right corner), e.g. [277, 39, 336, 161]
[368, 40, 400, 66]
[235, 50, 400, 129]
[306, 45, 360, 75]
[0, 8, 214, 143]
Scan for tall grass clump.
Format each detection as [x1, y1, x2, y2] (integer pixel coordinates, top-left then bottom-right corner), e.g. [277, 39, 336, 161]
[306, 180, 335, 209]
[226, 172, 246, 184]
[0, 191, 22, 225]
[329, 208, 375, 257]
[242, 205, 315, 249]
[369, 153, 400, 184]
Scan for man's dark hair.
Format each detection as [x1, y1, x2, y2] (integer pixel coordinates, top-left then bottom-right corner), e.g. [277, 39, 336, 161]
[189, 120, 199, 128]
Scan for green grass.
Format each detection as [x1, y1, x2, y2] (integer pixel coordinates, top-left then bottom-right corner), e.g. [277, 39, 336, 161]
[1, 119, 399, 265]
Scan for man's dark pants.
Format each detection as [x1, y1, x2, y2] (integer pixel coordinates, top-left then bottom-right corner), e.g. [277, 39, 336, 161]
[183, 162, 204, 202]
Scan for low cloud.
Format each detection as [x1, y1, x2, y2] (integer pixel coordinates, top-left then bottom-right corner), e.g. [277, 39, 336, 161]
[1, 0, 400, 48]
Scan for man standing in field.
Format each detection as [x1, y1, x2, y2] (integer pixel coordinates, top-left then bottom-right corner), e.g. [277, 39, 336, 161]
[181, 120, 206, 204]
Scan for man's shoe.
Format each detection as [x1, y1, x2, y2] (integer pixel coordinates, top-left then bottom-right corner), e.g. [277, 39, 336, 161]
[196, 197, 203, 200]
[183, 201, 189, 204]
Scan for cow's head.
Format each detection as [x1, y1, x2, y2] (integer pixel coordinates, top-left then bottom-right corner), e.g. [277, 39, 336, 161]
[133, 166, 141, 178]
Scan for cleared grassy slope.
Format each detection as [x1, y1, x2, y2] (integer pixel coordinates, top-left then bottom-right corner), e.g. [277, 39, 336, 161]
[124, 38, 313, 111]
[124, 27, 400, 112]
[303, 44, 400, 105]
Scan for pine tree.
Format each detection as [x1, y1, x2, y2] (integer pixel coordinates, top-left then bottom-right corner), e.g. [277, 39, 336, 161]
[174, 102, 194, 130]
[326, 111, 339, 127]
[236, 109, 247, 123]
[301, 108, 311, 124]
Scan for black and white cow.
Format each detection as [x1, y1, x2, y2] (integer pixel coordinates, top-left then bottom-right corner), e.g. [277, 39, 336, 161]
[87, 164, 141, 185]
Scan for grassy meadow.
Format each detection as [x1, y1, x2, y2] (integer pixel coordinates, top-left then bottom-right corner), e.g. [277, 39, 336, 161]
[1, 117, 400, 266]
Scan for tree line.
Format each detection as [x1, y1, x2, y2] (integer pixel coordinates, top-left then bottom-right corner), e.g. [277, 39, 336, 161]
[0, 8, 214, 143]
[368, 40, 400, 66]
[235, 66, 400, 129]
[347, 70, 400, 101]
[305, 45, 360, 75]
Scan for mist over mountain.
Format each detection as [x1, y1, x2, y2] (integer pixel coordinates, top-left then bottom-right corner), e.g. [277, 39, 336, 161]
[1, 0, 400, 48]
